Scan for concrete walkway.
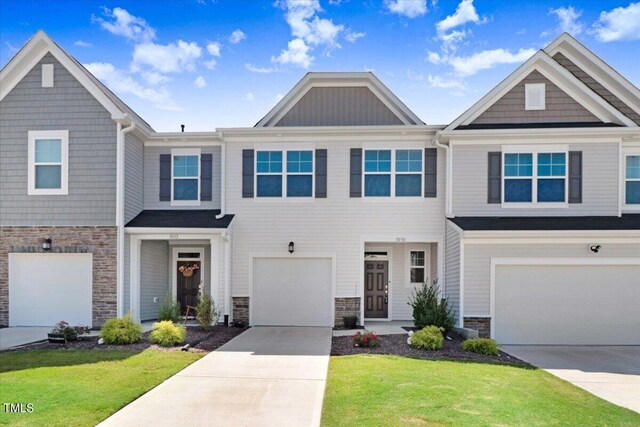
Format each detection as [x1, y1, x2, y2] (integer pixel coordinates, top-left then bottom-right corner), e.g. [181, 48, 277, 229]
[100, 327, 332, 427]
[0, 327, 51, 350]
[502, 345, 640, 413]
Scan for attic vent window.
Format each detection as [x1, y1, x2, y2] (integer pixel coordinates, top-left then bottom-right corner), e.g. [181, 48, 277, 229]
[42, 64, 54, 88]
[525, 83, 545, 110]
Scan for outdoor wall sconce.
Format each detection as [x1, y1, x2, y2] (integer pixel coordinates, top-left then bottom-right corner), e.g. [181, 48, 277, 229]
[42, 238, 52, 251]
[589, 244, 601, 253]
[288, 241, 295, 254]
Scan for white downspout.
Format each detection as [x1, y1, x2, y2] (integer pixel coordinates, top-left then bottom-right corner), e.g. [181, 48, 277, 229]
[116, 118, 136, 317]
[215, 130, 226, 220]
[433, 131, 452, 217]
[221, 230, 231, 320]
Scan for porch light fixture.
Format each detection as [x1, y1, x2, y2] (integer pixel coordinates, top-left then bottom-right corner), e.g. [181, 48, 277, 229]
[42, 238, 52, 252]
[288, 241, 295, 254]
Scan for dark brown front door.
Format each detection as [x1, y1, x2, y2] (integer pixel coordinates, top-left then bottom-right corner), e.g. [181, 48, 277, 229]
[364, 260, 388, 318]
[176, 261, 201, 315]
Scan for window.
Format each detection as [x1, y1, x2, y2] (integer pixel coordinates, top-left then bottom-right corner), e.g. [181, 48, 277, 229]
[171, 149, 200, 205]
[364, 149, 423, 197]
[286, 150, 313, 197]
[409, 251, 425, 283]
[28, 130, 68, 195]
[256, 151, 283, 197]
[626, 155, 640, 205]
[503, 148, 567, 205]
[525, 83, 545, 110]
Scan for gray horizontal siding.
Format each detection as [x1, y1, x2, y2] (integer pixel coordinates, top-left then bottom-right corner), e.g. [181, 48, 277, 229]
[275, 87, 404, 126]
[471, 70, 600, 125]
[124, 132, 144, 223]
[463, 242, 640, 315]
[140, 241, 170, 321]
[143, 146, 221, 210]
[553, 52, 640, 125]
[451, 142, 619, 216]
[444, 222, 461, 321]
[0, 53, 117, 226]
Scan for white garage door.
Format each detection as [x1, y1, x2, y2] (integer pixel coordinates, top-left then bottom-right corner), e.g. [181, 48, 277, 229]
[495, 263, 640, 345]
[252, 257, 333, 327]
[9, 254, 93, 327]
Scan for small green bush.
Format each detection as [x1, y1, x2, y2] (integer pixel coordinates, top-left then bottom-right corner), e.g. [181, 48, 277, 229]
[461, 338, 499, 356]
[157, 294, 181, 323]
[51, 321, 90, 341]
[99, 314, 143, 345]
[410, 325, 444, 350]
[408, 279, 456, 332]
[150, 321, 186, 347]
[196, 293, 219, 331]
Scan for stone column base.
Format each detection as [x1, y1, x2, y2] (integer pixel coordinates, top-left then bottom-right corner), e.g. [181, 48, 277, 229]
[334, 297, 361, 327]
[232, 297, 249, 324]
[463, 317, 491, 338]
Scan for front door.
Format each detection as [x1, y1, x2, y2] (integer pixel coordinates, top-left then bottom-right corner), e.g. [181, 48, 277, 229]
[364, 260, 388, 318]
[176, 260, 201, 315]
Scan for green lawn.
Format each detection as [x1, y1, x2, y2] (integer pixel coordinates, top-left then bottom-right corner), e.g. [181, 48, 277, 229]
[0, 349, 202, 427]
[322, 355, 640, 427]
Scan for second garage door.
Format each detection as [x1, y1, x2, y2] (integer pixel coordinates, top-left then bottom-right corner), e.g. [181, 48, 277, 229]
[494, 263, 640, 345]
[252, 257, 333, 327]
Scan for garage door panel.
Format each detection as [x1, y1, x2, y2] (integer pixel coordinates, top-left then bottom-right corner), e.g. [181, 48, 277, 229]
[252, 258, 332, 327]
[495, 264, 640, 345]
[9, 254, 93, 327]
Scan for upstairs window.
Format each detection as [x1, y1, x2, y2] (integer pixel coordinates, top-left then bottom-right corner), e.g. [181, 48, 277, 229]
[28, 130, 68, 195]
[364, 150, 391, 197]
[364, 149, 423, 197]
[286, 150, 313, 197]
[256, 151, 283, 197]
[525, 83, 545, 110]
[171, 149, 200, 205]
[395, 149, 423, 197]
[503, 149, 567, 205]
[626, 155, 640, 205]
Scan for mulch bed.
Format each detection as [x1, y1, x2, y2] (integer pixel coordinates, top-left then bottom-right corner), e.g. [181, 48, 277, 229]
[332, 332, 529, 366]
[4, 326, 249, 353]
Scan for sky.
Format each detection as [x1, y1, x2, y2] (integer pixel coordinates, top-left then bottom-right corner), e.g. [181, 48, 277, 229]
[1, 0, 640, 132]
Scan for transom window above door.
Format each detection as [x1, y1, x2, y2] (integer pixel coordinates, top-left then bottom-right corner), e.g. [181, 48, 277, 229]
[503, 148, 567, 205]
[626, 155, 640, 206]
[171, 149, 200, 205]
[28, 130, 68, 195]
[363, 149, 423, 197]
[256, 150, 314, 198]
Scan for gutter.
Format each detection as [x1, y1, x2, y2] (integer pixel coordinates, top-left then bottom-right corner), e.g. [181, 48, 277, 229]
[116, 117, 136, 317]
[433, 130, 453, 217]
[215, 130, 226, 220]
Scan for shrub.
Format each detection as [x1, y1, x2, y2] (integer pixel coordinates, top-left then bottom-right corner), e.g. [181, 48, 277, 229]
[461, 338, 499, 356]
[408, 279, 456, 332]
[352, 332, 381, 348]
[51, 321, 90, 341]
[100, 314, 143, 345]
[410, 325, 444, 350]
[196, 293, 219, 331]
[150, 321, 186, 347]
[157, 294, 181, 323]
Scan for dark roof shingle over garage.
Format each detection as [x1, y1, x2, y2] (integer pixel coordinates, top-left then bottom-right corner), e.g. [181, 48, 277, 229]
[449, 215, 640, 231]
[125, 210, 234, 229]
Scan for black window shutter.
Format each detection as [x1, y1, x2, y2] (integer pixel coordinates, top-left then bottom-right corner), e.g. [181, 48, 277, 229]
[568, 151, 582, 203]
[200, 153, 213, 201]
[424, 148, 437, 198]
[242, 149, 254, 198]
[159, 154, 171, 201]
[487, 152, 502, 204]
[350, 148, 362, 197]
[315, 149, 327, 198]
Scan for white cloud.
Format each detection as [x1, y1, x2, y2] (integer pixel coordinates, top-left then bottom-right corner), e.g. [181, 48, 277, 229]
[427, 74, 465, 90]
[245, 63, 278, 73]
[142, 71, 170, 85]
[229, 29, 247, 44]
[447, 48, 537, 76]
[426, 51, 444, 64]
[548, 6, 584, 36]
[439, 29, 470, 52]
[245, 92, 254, 101]
[84, 62, 182, 111]
[203, 59, 217, 70]
[437, 0, 485, 34]
[345, 29, 366, 42]
[592, 2, 640, 42]
[272, 38, 313, 68]
[74, 40, 93, 47]
[207, 42, 221, 57]
[93, 7, 156, 42]
[132, 40, 202, 73]
[384, 0, 427, 18]
[193, 76, 206, 88]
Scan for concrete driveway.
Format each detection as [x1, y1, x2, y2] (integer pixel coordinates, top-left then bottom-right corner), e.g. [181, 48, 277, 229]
[502, 346, 640, 413]
[0, 327, 51, 350]
[100, 327, 332, 427]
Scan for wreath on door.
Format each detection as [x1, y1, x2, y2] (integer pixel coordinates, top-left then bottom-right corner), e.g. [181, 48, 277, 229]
[179, 262, 200, 278]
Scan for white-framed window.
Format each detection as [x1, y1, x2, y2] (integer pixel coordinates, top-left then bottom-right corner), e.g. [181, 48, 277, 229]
[255, 149, 314, 198]
[409, 250, 426, 284]
[363, 148, 423, 198]
[28, 130, 68, 195]
[525, 83, 545, 110]
[502, 145, 568, 207]
[625, 154, 640, 207]
[171, 148, 200, 206]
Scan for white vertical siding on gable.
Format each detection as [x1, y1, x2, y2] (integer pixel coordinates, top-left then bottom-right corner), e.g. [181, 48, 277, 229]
[124, 132, 144, 223]
[451, 142, 619, 216]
